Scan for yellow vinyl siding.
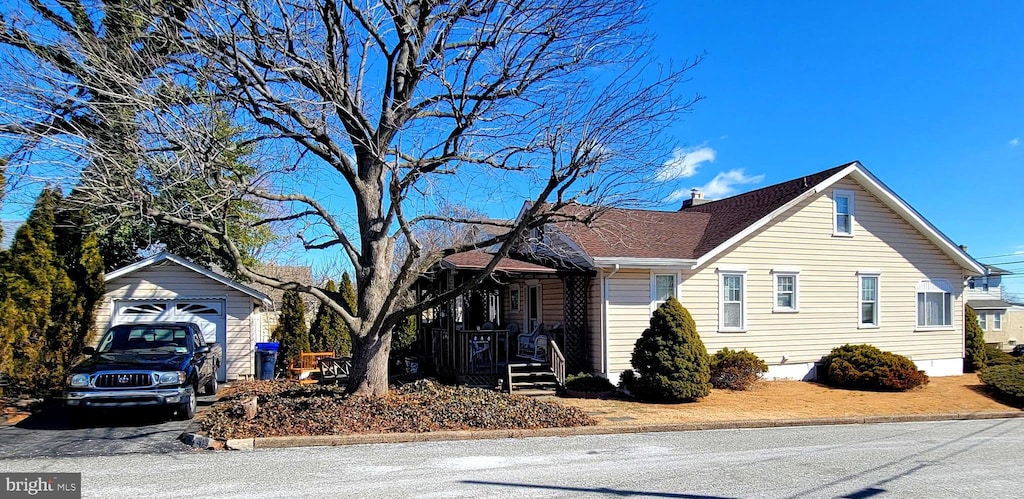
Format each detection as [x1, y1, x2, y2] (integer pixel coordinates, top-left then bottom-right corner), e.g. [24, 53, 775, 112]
[589, 273, 604, 373]
[681, 178, 965, 367]
[605, 268, 654, 373]
[600, 177, 967, 376]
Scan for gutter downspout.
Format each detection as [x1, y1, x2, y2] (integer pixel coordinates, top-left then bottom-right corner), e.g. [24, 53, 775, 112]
[602, 264, 620, 377]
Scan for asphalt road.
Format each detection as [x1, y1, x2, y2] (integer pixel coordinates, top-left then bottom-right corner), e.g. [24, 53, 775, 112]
[1, 418, 1021, 498]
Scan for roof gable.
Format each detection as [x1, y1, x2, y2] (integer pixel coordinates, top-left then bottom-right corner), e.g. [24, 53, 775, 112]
[549, 162, 983, 274]
[680, 163, 852, 257]
[106, 252, 272, 306]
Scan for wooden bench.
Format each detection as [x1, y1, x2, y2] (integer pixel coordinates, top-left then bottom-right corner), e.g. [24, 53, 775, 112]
[288, 352, 335, 383]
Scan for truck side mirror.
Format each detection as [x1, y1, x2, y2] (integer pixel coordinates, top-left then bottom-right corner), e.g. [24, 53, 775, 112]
[82, 346, 96, 355]
[195, 345, 211, 354]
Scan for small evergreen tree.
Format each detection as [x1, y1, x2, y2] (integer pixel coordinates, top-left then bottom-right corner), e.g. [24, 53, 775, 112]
[623, 298, 711, 401]
[964, 306, 987, 372]
[0, 188, 105, 395]
[309, 280, 352, 357]
[0, 188, 60, 393]
[272, 289, 310, 372]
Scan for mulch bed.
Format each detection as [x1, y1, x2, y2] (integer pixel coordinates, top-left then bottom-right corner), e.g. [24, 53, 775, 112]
[197, 379, 596, 440]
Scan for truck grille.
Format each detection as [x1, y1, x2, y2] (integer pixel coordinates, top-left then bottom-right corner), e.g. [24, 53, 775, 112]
[94, 373, 154, 388]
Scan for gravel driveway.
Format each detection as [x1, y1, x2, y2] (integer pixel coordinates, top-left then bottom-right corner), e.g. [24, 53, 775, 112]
[0, 396, 217, 459]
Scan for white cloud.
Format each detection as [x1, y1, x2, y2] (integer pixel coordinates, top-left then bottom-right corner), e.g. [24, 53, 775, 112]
[665, 169, 766, 202]
[1010, 138, 1020, 147]
[655, 146, 716, 181]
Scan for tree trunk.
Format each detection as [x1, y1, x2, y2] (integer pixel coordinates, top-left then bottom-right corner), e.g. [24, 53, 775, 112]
[347, 328, 392, 396]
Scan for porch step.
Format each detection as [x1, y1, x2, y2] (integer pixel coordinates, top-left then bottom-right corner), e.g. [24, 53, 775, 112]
[506, 363, 558, 394]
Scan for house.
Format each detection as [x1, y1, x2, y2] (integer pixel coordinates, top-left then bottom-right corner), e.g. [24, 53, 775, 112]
[966, 265, 1024, 351]
[95, 252, 273, 381]
[422, 161, 985, 387]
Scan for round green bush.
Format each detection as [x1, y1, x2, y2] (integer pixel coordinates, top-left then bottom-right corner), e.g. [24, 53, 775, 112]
[623, 298, 711, 402]
[978, 364, 1024, 406]
[710, 348, 768, 390]
[819, 344, 929, 391]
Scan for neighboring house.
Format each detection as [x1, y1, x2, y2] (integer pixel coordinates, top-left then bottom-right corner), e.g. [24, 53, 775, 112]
[249, 264, 318, 343]
[425, 161, 984, 386]
[966, 265, 1023, 351]
[96, 252, 273, 381]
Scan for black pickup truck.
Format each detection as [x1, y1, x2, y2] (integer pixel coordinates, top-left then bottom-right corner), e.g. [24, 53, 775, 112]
[64, 322, 222, 420]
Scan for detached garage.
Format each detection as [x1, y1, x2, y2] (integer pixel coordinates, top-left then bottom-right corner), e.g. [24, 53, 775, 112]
[95, 252, 273, 381]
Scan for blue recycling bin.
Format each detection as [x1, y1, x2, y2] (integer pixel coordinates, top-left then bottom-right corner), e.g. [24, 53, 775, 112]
[255, 342, 279, 380]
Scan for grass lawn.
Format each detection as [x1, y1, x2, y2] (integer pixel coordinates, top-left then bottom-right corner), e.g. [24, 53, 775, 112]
[555, 373, 1019, 425]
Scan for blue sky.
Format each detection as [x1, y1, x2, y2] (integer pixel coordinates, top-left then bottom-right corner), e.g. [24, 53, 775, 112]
[2, 1, 1022, 294]
[638, 0, 1024, 295]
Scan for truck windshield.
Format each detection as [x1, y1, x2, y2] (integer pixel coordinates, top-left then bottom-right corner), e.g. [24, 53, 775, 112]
[96, 325, 191, 353]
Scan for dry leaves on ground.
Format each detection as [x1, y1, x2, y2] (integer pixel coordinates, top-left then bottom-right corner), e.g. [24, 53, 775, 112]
[198, 379, 595, 440]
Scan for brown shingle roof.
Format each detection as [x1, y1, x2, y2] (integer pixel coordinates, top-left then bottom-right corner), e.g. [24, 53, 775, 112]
[443, 251, 559, 273]
[680, 163, 853, 256]
[554, 208, 711, 259]
[250, 265, 318, 313]
[555, 162, 855, 261]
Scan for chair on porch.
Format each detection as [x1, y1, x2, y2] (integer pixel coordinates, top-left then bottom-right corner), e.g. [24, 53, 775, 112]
[517, 323, 547, 361]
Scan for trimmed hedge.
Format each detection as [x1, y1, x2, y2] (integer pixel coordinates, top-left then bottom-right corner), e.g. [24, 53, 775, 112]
[978, 364, 1024, 406]
[564, 372, 616, 393]
[622, 298, 711, 402]
[819, 344, 929, 391]
[984, 345, 1020, 367]
[710, 348, 768, 390]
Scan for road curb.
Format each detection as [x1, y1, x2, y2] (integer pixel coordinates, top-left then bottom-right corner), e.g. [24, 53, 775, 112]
[178, 410, 1024, 451]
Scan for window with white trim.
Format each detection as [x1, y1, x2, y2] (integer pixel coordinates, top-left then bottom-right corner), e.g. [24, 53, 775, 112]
[916, 280, 953, 328]
[834, 190, 854, 236]
[994, 312, 1002, 331]
[859, 274, 879, 327]
[720, 273, 746, 331]
[653, 274, 676, 309]
[773, 272, 799, 312]
[978, 312, 988, 331]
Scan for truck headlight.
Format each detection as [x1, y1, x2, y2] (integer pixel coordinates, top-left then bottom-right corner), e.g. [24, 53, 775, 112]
[155, 371, 186, 386]
[68, 374, 90, 388]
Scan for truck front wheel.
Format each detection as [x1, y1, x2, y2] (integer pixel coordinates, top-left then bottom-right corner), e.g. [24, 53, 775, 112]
[204, 375, 218, 396]
[176, 386, 197, 420]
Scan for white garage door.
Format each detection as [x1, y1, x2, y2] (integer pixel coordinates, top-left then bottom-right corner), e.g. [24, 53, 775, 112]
[112, 300, 227, 381]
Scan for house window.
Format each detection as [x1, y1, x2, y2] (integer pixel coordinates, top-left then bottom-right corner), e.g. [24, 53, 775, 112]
[916, 280, 953, 328]
[977, 312, 987, 331]
[772, 271, 799, 312]
[653, 274, 676, 309]
[509, 287, 520, 312]
[859, 274, 879, 327]
[994, 313, 1002, 331]
[834, 189, 855, 236]
[968, 278, 975, 290]
[719, 273, 746, 331]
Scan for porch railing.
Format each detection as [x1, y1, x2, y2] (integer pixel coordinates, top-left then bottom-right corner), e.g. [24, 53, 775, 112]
[432, 328, 509, 387]
[549, 339, 566, 388]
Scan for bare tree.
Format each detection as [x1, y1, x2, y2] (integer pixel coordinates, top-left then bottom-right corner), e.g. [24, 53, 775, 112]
[2, 0, 700, 395]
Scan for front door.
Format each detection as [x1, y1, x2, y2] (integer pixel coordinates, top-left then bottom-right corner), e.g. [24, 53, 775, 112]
[526, 284, 541, 333]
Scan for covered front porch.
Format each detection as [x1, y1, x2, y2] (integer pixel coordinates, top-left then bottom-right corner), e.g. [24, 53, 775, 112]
[413, 252, 592, 390]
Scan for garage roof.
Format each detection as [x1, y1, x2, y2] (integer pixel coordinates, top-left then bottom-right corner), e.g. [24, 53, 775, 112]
[106, 252, 273, 308]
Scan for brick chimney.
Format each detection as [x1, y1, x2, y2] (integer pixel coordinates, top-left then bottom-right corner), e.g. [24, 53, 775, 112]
[681, 188, 710, 209]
